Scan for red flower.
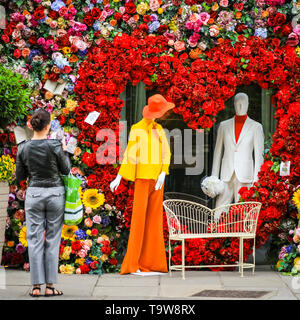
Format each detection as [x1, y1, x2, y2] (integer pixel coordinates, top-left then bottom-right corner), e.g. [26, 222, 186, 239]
[34, 6, 45, 21]
[71, 240, 82, 252]
[79, 264, 90, 274]
[91, 8, 101, 20]
[91, 228, 98, 236]
[90, 261, 99, 270]
[109, 258, 118, 265]
[125, 2, 136, 14]
[13, 49, 21, 59]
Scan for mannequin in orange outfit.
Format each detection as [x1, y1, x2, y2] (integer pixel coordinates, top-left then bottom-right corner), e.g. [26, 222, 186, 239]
[110, 94, 175, 275]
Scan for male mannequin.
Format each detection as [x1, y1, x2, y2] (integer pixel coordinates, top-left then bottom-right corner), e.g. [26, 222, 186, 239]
[110, 94, 174, 275]
[211, 92, 264, 208]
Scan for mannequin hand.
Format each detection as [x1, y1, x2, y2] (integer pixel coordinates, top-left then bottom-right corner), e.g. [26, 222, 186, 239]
[155, 172, 166, 190]
[110, 174, 122, 193]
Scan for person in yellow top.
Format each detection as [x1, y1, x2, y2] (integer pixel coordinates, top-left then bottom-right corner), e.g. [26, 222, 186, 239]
[110, 94, 174, 275]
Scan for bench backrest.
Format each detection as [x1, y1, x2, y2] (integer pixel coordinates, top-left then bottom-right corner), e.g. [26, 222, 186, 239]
[163, 200, 262, 237]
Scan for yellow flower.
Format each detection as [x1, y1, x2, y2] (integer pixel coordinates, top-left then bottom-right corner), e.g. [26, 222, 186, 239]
[61, 225, 78, 241]
[292, 189, 300, 209]
[60, 246, 72, 260]
[86, 230, 91, 236]
[66, 99, 78, 111]
[19, 226, 27, 247]
[157, 7, 163, 14]
[59, 264, 75, 274]
[294, 257, 300, 266]
[100, 254, 108, 262]
[90, 255, 99, 261]
[82, 189, 105, 209]
[75, 258, 85, 266]
[136, 2, 149, 15]
[62, 46, 71, 54]
[276, 260, 284, 270]
[78, 186, 83, 199]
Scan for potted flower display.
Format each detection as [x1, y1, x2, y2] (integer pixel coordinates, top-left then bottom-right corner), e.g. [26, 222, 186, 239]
[0, 65, 31, 261]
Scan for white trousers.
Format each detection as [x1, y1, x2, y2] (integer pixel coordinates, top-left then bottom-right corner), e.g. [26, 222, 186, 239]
[215, 172, 251, 208]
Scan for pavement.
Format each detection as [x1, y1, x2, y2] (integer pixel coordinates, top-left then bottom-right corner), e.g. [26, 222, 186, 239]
[0, 265, 299, 300]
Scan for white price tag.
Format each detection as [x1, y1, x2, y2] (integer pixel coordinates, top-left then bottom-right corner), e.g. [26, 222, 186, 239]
[66, 137, 77, 154]
[84, 111, 101, 125]
[280, 161, 290, 176]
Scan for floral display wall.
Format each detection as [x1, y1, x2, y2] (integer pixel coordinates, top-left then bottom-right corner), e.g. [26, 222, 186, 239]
[0, 0, 299, 275]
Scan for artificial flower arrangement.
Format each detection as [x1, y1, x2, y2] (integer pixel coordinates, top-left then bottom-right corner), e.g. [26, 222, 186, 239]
[0, 0, 299, 275]
[0, 152, 16, 183]
[274, 189, 300, 276]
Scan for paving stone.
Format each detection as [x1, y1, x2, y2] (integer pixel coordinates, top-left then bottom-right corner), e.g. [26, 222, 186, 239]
[93, 286, 159, 297]
[97, 275, 159, 287]
[277, 274, 300, 294]
[268, 288, 298, 300]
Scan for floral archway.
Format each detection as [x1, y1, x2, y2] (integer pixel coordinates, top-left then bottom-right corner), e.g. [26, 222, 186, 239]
[74, 32, 300, 269]
[0, 0, 299, 274]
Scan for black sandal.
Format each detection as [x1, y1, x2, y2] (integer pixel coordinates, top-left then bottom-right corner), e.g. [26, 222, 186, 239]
[29, 286, 41, 297]
[44, 286, 63, 297]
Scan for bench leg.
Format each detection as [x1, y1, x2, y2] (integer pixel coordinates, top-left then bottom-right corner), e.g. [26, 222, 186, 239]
[252, 237, 256, 275]
[182, 239, 185, 280]
[239, 237, 244, 277]
[169, 238, 172, 277]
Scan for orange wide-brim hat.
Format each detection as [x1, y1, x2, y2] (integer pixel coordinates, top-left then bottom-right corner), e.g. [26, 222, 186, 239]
[142, 94, 175, 119]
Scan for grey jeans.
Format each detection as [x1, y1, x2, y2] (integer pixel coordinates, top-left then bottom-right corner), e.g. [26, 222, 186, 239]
[24, 186, 65, 285]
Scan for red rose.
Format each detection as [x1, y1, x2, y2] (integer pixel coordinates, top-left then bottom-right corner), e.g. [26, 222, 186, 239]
[13, 49, 21, 59]
[143, 15, 151, 23]
[63, 65, 72, 74]
[34, 6, 45, 21]
[91, 7, 101, 20]
[90, 261, 99, 269]
[71, 240, 82, 252]
[1, 34, 9, 43]
[91, 228, 98, 236]
[109, 258, 118, 265]
[79, 264, 90, 274]
[84, 13, 94, 26]
[274, 12, 286, 26]
[114, 12, 122, 21]
[233, 3, 244, 11]
[125, 2, 136, 14]
[48, 10, 59, 20]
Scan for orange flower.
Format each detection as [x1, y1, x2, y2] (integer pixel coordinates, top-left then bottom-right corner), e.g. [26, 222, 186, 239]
[23, 10, 30, 16]
[22, 48, 30, 57]
[62, 47, 71, 54]
[236, 12, 242, 19]
[212, 3, 219, 11]
[133, 14, 139, 21]
[110, 19, 117, 26]
[103, 0, 109, 5]
[262, 11, 269, 18]
[158, 0, 162, 4]
[43, 74, 49, 80]
[69, 118, 75, 124]
[74, 147, 82, 156]
[45, 91, 54, 100]
[207, 18, 215, 25]
[189, 48, 202, 59]
[69, 54, 78, 63]
[63, 108, 69, 115]
[178, 8, 182, 15]
[217, 38, 225, 44]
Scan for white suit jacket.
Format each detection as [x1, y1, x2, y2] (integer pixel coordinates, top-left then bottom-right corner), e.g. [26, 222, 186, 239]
[211, 116, 264, 184]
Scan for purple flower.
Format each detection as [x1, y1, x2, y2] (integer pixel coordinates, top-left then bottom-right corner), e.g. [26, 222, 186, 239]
[148, 21, 160, 33]
[8, 193, 15, 202]
[75, 228, 87, 240]
[151, 14, 158, 22]
[16, 243, 26, 254]
[101, 216, 111, 227]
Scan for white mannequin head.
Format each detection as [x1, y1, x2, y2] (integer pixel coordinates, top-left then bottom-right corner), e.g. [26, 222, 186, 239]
[234, 93, 249, 116]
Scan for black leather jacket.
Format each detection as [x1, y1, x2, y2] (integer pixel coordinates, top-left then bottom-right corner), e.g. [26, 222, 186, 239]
[16, 139, 71, 188]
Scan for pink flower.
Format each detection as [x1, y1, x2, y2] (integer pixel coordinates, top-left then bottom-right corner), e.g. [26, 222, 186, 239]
[199, 12, 210, 25]
[23, 263, 30, 271]
[77, 250, 87, 258]
[220, 0, 229, 7]
[93, 215, 102, 224]
[85, 206, 92, 214]
[174, 40, 185, 52]
[76, 268, 81, 274]
[286, 32, 299, 46]
[84, 218, 93, 228]
[209, 25, 219, 37]
[189, 13, 199, 23]
[185, 21, 194, 30]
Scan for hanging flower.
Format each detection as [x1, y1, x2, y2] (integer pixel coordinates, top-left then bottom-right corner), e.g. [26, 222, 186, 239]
[82, 189, 105, 209]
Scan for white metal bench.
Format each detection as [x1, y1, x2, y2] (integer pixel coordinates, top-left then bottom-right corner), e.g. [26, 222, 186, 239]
[163, 200, 262, 279]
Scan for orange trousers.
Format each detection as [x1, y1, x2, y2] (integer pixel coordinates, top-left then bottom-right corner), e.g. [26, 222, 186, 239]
[120, 179, 168, 275]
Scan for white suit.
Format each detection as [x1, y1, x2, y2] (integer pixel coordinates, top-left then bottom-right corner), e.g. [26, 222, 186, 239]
[211, 116, 264, 208]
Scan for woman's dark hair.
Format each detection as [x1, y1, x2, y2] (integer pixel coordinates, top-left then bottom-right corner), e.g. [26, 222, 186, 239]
[30, 108, 51, 132]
